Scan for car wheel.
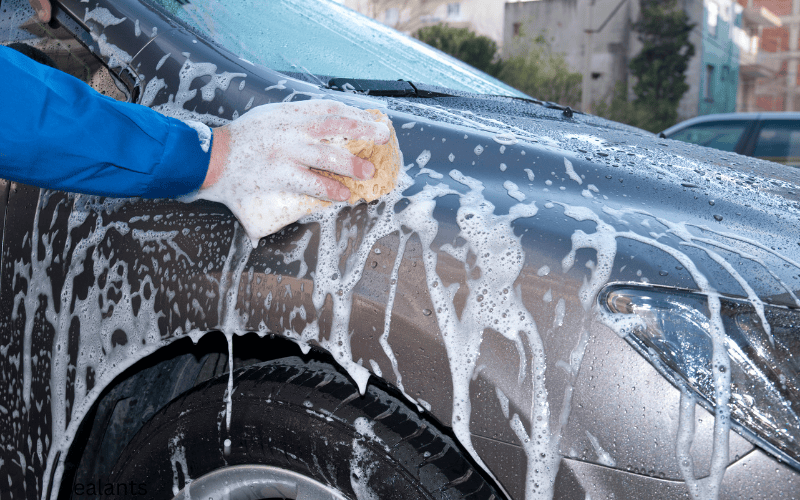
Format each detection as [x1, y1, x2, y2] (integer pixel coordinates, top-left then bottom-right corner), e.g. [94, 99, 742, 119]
[108, 356, 501, 500]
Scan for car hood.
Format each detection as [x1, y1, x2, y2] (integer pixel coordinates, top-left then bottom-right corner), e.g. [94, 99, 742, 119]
[360, 92, 800, 306]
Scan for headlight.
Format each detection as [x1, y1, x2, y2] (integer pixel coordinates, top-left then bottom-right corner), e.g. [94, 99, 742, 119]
[600, 284, 800, 471]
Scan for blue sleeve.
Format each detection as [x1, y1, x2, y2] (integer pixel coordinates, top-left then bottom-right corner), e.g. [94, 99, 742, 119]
[0, 45, 211, 198]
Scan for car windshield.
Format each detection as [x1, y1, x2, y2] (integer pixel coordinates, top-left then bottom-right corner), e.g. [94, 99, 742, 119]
[147, 0, 524, 97]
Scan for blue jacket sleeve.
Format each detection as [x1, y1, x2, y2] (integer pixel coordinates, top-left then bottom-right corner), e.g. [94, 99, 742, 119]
[0, 45, 211, 198]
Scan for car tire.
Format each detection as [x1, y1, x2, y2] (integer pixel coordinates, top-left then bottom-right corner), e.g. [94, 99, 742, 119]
[107, 356, 501, 500]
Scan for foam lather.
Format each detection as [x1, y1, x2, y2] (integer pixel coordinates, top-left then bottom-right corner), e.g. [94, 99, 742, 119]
[320, 109, 402, 204]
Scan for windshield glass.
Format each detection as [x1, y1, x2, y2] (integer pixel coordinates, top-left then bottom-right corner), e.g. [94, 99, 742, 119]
[148, 0, 524, 97]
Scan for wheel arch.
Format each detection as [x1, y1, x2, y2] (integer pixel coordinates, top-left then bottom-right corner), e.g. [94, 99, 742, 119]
[56, 331, 502, 499]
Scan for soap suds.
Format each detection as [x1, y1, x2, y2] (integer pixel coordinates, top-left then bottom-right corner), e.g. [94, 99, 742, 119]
[182, 120, 212, 153]
[524, 168, 534, 181]
[416, 149, 431, 168]
[350, 418, 381, 500]
[84, 6, 126, 27]
[564, 158, 582, 185]
[168, 433, 191, 496]
[184, 102, 394, 248]
[395, 170, 552, 495]
[495, 387, 509, 419]
[586, 431, 616, 467]
[504, 180, 526, 201]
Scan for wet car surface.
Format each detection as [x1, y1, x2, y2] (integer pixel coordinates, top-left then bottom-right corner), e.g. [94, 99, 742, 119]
[1, 0, 800, 499]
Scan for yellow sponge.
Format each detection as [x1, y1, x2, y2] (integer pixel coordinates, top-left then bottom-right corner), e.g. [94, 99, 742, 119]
[320, 109, 402, 204]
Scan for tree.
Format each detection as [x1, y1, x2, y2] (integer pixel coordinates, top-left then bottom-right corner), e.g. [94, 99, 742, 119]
[415, 24, 503, 76]
[597, 0, 695, 132]
[498, 33, 582, 108]
[414, 24, 582, 108]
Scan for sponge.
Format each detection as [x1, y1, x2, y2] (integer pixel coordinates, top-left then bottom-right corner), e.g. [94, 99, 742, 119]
[320, 109, 402, 204]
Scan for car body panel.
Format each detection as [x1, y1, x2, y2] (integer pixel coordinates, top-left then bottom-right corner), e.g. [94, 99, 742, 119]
[2, 0, 800, 499]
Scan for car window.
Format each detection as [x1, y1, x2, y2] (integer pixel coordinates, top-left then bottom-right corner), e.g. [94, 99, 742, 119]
[144, 0, 524, 97]
[666, 120, 748, 152]
[0, 0, 127, 100]
[752, 120, 800, 167]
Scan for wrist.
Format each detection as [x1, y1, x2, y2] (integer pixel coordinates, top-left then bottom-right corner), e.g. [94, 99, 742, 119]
[202, 126, 230, 189]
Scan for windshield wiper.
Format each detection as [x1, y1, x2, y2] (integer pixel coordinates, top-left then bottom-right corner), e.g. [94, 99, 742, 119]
[327, 78, 454, 98]
[325, 78, 580, 117]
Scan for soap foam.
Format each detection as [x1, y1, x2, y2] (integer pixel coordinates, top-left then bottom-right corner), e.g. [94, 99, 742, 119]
[184, 101, 392, 248]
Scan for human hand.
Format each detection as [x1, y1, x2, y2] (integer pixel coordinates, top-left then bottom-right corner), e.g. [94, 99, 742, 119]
[28, 0, 51, 23]
[197, 100, 390, 246]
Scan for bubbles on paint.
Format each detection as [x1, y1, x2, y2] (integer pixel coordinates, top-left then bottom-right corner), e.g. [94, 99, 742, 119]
[474, 145, 484, 155]
[156, 53, 170, 70]
[564, 158, 582, 185]
[493, 132, 517, 145]
[416, 150, 431, 168]
[524, 168, 534, 181]
[503, 181, 525, 202]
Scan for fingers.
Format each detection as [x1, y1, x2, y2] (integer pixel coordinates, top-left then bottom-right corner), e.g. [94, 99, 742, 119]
[291, 100, 375, 122]
[28, 0, 51, 22]
[293, 144, 374, 180]
[291, 167, 351, 202]
[306, 115, 390, 144]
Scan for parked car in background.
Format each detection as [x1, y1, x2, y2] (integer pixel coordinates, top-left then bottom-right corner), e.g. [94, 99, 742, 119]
[2, 0, 800, 499]
[661, 112, 800, 167]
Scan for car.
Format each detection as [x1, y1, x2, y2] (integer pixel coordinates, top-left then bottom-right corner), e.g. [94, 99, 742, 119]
[1, 0, 800, 499]
[661, 112, 800, 167]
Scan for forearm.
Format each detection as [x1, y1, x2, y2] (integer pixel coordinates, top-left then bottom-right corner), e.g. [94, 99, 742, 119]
[0, 46, 210, 198]
[203, 127, 229, 189]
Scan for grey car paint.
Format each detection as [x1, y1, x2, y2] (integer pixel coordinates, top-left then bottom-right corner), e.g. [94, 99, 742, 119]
[1, 0, 799, 498]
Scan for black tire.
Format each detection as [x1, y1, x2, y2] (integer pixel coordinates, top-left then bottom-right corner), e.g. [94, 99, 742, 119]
[108, 357, 500, 500]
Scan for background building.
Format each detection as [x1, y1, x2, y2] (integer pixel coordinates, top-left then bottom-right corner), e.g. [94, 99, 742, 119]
[504, 0, 753, 120]
[736, 5, 782, 111]
[738, 0, 800, 112]
[343, 0, 507, 45]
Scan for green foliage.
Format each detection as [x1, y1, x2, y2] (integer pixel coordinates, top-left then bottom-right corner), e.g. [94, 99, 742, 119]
[414, 23, 581, 107]
[597, 0, 695, 132]
[497, 33, 582, 108]
[415, 24, 503, 76]
[593, 83, 653, 129]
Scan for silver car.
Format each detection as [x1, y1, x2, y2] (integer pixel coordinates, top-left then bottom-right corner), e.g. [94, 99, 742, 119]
[662, 112, 800, 167]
